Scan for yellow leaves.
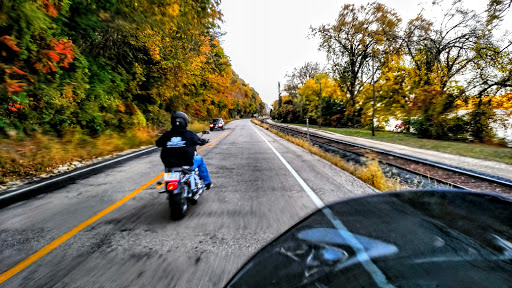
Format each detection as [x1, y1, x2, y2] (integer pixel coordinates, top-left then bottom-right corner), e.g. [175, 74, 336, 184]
[139, 29, 162, 61]
[200, 43, 211, 54]
[167, 4, 180, 17]
[492, 93, 512, 110]
[457, 93, 512, 111]
[63, 84, 74, 99]
[98, 11, 110, 20]
[147, 41, 161, 61]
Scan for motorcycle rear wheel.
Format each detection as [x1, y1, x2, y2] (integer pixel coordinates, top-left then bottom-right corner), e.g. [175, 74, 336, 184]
[169, 186, 189, 220]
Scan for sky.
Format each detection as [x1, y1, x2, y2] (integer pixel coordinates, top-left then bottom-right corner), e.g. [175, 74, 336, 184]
[218, 0, 509, 106]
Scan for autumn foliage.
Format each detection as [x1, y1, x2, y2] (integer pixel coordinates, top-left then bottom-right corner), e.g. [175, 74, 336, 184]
[0, 0, 265, 138]
[273, 1, 511, 143]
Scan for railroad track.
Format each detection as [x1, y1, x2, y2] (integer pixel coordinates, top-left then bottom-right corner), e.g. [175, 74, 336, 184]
[264, 121, 512, 196]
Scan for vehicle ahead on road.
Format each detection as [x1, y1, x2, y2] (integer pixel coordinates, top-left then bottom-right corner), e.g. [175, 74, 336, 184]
[161, 155, 209, 220]
[225, 190, 512, 287]
[210, 118, 225, 131]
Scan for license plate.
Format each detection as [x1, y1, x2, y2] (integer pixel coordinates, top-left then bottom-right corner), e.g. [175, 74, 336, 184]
[164, 172, 180, 181]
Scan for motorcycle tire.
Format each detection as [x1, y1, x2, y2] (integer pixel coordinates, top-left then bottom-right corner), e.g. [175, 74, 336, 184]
[169, 186, 189, 220]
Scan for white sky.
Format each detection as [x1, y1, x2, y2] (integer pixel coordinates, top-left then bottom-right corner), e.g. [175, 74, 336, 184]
[218, 0, 509, 105]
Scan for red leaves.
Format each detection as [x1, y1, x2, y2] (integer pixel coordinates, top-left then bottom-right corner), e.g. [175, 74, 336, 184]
[8, 103, 23, 112]
[34, 61, 57, 73]
[42, 0, 58, 17]
[34, 39, 74, 73]
[4, 78, 27, 96]
[47, 51, 60, 62]
[0, 36, 20, 52]
[3, 66, 28, 113]
[4, 77, 27, 112]
[5, 66, 26, 75]
[52, 40, 74, 68]
[12, 67, 26, 75]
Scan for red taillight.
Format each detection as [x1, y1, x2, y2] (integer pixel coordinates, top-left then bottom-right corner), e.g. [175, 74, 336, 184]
[218, 123, 223, 126]
[166, 181, 178, 191]
[209, 124, 213, 127]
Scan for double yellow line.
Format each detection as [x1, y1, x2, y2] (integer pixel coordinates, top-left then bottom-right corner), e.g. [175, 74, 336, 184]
[0, 131, 228, 284]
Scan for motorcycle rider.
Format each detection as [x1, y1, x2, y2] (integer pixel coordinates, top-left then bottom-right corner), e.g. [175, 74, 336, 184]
[156, 111, 212, 190]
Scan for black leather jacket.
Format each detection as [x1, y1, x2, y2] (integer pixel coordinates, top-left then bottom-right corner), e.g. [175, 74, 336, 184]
[155, 128, 207, 168]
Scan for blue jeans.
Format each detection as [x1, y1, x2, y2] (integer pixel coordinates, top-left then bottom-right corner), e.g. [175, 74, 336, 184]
[191, 155, 211, 184]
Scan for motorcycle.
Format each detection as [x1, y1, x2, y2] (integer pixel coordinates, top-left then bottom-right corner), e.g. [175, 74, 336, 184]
[225, 189, 512, 287]
[161, 165, 206, 220]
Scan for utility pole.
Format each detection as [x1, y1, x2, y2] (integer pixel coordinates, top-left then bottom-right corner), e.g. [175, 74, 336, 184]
[278, 81, 282, 109]
[318, 81, 322, 128]
[371, 57, 376, 137]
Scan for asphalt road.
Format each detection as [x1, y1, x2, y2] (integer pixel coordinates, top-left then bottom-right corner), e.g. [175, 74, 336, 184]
[0, 119, 376, 287]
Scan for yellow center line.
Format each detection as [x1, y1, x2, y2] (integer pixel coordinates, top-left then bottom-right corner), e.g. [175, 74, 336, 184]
[197, 131, 227, 153]
[0, 131, 229, 284]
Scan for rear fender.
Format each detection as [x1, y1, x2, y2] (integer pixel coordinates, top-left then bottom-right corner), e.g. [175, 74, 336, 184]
[164, 171, 183, 194]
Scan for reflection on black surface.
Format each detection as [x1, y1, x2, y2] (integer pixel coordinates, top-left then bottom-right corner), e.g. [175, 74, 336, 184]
[226, 190, 512, 288]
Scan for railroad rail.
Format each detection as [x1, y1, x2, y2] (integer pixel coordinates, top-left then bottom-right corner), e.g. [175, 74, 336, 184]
[263, 121, 512, 196]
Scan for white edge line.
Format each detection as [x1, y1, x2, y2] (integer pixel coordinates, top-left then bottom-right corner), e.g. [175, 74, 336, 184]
[251, 123, 394, 288]
[0, 147, 157, 201]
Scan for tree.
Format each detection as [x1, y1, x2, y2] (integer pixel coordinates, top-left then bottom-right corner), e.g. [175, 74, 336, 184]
[312, 2, 401, 127]
[402, 0, 511, 141]
[283, 62, 323, 99]
[403, 3, 485, 92]
[0, 0, 264, 137]
[486, 0, 512, 26]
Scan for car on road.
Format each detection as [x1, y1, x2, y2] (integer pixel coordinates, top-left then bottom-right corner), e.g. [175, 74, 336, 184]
[210, 118, 225, 131]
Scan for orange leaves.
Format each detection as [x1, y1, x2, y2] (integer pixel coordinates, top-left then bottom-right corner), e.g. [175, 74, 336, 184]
[12, 67, 26, 75]
[34, 61, 57, 73]
[47, 51, 59, 62]
[0, 35, 28, 111]
[52, 39, 74, 68]
[8, 103, 23, 112]
[63, 85, 74, 99]
[5, 66, 26, 75]
[457, 93, 512, 111]
[0, 36, 20, 54]
[34, 39, 74, 73]
[42, 0, 58, 17]
[4, 77, 27, 96]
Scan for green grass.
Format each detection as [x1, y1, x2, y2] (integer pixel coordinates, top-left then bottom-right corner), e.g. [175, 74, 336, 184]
[285, 123, 512, 165]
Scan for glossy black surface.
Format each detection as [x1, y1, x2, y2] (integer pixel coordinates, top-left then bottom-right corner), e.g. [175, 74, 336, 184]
[226, 190, 512, 288]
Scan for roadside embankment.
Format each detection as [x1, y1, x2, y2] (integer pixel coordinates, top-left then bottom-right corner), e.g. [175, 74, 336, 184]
[251, 119, 401, 191]
[0, 128, 158, 190]
[277, 122, 512, 182]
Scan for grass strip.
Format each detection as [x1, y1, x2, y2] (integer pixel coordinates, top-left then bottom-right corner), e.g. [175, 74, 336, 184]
[286, 123, 512, 165]
[252, 119, 401, 191]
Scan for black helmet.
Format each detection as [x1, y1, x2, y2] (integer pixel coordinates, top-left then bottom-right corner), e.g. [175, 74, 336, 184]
[171, 111, 189, 129]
